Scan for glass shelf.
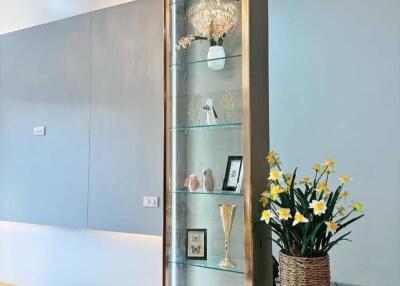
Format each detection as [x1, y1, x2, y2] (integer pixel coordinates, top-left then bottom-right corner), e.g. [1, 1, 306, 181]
[171, 88, 242, 100]
[171, 189, 243, 196]
[170, 122, 242, 132]
[170, 54, 242, 68]
[169, 255, 245, 275]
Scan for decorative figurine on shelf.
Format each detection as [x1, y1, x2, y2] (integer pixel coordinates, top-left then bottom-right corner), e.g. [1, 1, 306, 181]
[184, 174, 200, 192]
[203, 98, 218, 125]
[202, 168, 215, 192]
[177, 0, 240, 70]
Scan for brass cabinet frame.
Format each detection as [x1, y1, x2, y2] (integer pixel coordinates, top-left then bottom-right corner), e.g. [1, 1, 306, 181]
[163, 1, 272, 285]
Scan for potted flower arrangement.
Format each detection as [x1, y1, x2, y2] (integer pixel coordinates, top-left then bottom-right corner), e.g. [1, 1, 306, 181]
[260, 151, 364, 286]
[177, 0, 240, 70]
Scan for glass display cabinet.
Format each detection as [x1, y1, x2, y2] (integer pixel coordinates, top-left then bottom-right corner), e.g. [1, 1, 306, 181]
[164, 0, 271, 285]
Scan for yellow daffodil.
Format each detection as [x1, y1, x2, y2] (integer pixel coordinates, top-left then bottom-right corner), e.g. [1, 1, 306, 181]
[316, 182, 329, 192]
[309, 199, 327, 216]
[325, 220, 338, 234]
[340, 190, 349, 199]
[266, 150, 278, 165]
[300, 176, 312, 185]
[278, 208, 292, 221]
[352, 201, 363, 212]
[270, 185, 284, 200]
[324, 159, 335, 172]
[259, 196, 269, 207]
[293, 211, 309, 226]
[260, 209, 275, 224]
[339, 174, 351, 184]
[313, 163, 321, 172]
[337, 205, 346, 216]
[268, 169, 282, 181]
[325, 159, 334, 167]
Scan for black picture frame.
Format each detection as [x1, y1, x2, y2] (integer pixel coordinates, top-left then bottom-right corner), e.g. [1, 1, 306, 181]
[222, 155, 243, 192]
[186, 229, 207, 260]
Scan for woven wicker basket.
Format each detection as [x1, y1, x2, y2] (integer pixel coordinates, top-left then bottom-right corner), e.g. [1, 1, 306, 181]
[279, 251, 330, 286]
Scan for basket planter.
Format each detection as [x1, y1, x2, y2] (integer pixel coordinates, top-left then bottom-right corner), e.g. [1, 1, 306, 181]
[279, 251, 331, 286]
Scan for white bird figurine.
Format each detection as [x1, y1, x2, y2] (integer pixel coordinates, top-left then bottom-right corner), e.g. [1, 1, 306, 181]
[202, 168, 216, 192]
[203, 98, 218, 125]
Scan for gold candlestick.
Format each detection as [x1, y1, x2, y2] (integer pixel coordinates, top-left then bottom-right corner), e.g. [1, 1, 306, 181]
[218, 204, 237, 269]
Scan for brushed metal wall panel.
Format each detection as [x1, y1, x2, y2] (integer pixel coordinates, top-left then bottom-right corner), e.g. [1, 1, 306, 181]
[0, 15, 91, 228]
[88, 0, 164, 234]
[0, 0, 163, 234]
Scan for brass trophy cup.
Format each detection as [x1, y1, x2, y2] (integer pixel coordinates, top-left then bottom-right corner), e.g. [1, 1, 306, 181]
[218, 204, 237, 269]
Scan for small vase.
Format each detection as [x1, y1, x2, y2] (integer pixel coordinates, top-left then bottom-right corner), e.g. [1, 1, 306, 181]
[279, 251, 330, 286]
[207, 46, 226, 70]
[218, 204, 236, 269]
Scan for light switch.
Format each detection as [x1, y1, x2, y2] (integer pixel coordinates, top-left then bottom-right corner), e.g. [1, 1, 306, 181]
[34, 126, 46, 136]
[143, 196, 159, 208]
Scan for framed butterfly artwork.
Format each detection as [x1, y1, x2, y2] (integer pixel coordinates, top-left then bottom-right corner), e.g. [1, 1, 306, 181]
[186, 229, 207, 260]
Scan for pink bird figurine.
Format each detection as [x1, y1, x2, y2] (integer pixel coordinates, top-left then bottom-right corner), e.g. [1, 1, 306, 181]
[184, 174, 200, 192]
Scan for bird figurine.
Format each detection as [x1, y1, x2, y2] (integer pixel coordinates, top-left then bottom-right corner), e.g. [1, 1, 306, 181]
[203, 98, 218, 125]
[202, 168, 216, 192]
[184, 174, 200, 192]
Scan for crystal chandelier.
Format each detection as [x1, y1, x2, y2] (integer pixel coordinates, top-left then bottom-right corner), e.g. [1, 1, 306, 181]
[186, 0, 240, 42]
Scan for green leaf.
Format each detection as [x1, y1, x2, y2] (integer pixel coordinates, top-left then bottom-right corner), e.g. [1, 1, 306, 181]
[309, 190, 317, 203]
[324, 185, 342, 221]
[337, 214, 364, 232]
[301, 221, 324, 256]
[336, 211, 353, 224]
[289, 168, 297, 215]
[268, 222, 290, 251]
[270, 199, 283, 208]
[321, 231, 352, 253]
[278, 191, 290, 208]
[267, 236, 284, 250]
[294, 188, 309, 213]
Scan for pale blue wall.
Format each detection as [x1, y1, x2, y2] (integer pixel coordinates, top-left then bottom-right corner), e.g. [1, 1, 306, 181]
[269, 0, 400, 285]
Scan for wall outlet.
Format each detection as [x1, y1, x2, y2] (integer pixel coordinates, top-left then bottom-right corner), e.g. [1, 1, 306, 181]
[34, 126, 46, 136]
[143, 196, 159, 208]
